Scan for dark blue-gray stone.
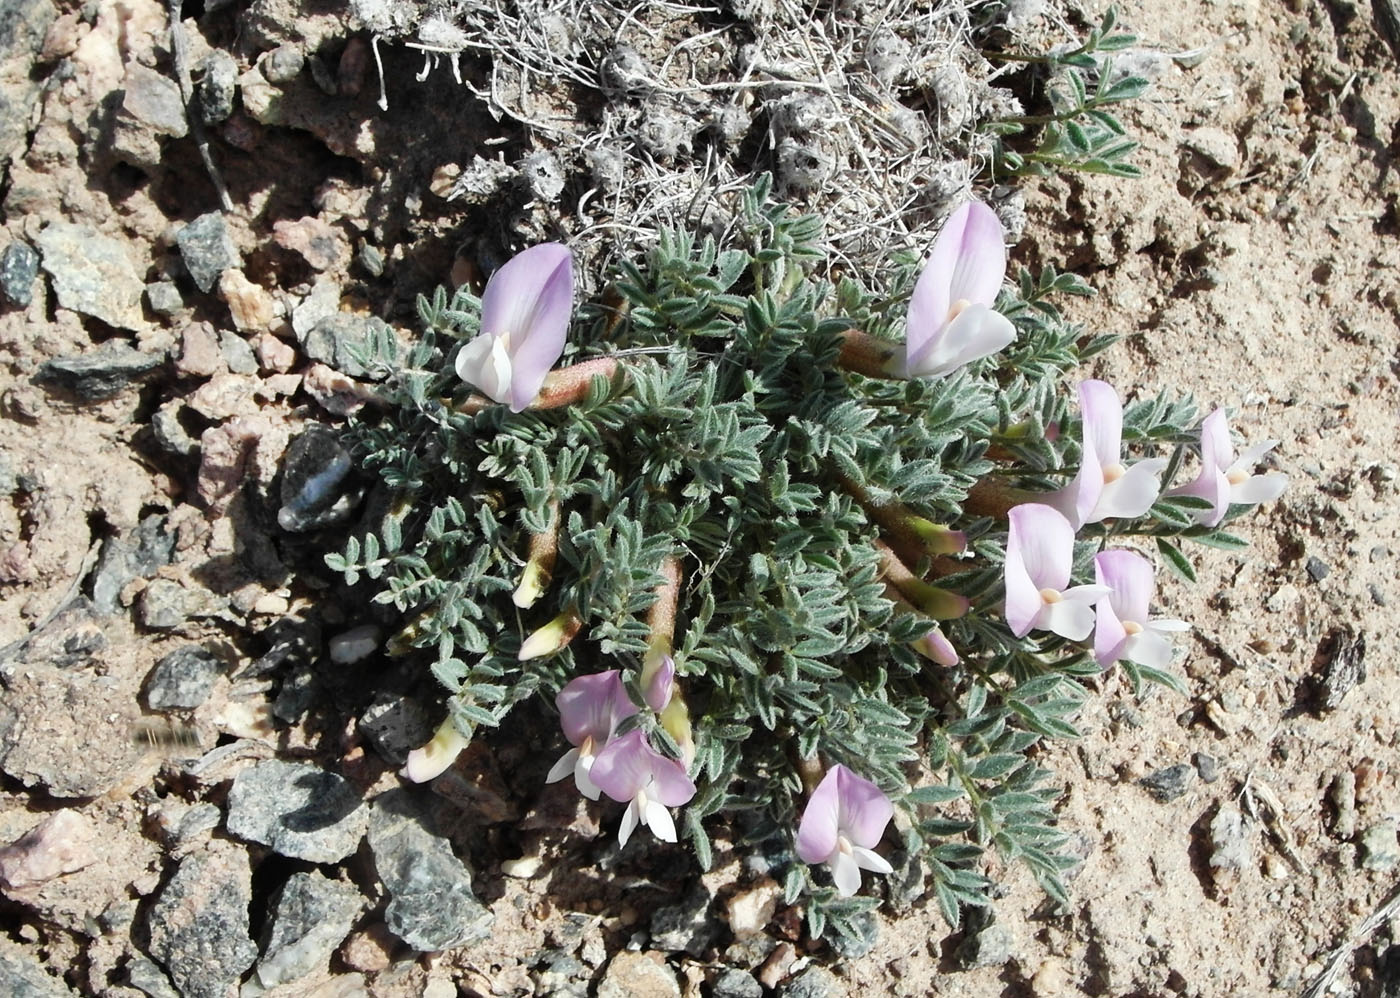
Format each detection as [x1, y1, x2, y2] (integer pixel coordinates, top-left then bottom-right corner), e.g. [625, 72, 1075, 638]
[196, 50, 238, 125]
[0, 241, 39, 307]
[253, 871, 362, 988]
[175, 212, 238, 294]
[90, 514, 175, 614]
[35, 343, 163, 400]
[277, 424, 358, 532]
[143, 646, 223, 710]
[367, 788, 492, 951]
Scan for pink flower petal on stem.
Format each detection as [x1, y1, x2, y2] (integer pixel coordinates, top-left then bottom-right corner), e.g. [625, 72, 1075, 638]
[644, 655, 675, 713]
[1005, 504, 1074, 636]
[835, 765, 894, 849]
[905, 202, 1009, 377]
[1078, 380, 1123, 467]
[1094, 550, 1155, 626]
[795, 768, 841, 864]
[1199, 409, 1231, 472]
[465, 242, 574, 413]
[589, 729, 651, 802]
[556, 671, 635, 747]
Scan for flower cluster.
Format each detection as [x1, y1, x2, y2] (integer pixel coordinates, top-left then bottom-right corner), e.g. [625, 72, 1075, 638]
[341, 181, 1290, 936]
[1001, 379, 1285, 671]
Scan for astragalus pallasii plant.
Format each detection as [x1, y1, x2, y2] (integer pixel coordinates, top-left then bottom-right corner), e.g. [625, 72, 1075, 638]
[328, 175, 1285, 946]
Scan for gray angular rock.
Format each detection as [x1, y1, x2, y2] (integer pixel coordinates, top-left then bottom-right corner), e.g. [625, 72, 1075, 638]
[146, 843, 256, 998]
[956, 908, 1014, 969]
[10, 599, 105, 668]
[778, 966, 848, 998]
[0, 939, 75, 996]
[36, 222, 145, 330]
[151, 406, 199, 458]
[91, 514, 176, 614]
[219, 329, 258, 374]
[143, 646, 223, 710]
[277, 424, 358, 532]
[368, 788, 493, 951]
[226, 759, 368, 863]
[121, 63, 188, 138]
[254, 871, 362, 988]
[1208, 803, 1251, 877]
[713, 969, 763, 998]
[271, 664, 317, 724]
[1, 240, 39, 307]
[36, 343, 162, 400]
[136, 578, 220, 631]
[196, 50, 238, 125]
[145, 281, 184, 316]
[176, 213, 240, 293]
[263, 44, 305, 84]
[300, 312, 371, 377]
[359, 694, 433, 766]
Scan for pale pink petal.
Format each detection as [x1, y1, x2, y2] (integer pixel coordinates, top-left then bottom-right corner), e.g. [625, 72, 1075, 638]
[1078, 380, 1123, 472]
[1199, 408, 1232, 472]
[478, 243, 574, 413]
[557, 671, 635, 747]
[913, 627, 959, 666]
[905, 304, 1015, 378]
[1008, 503, 1075, 590]
[795, 768, 842, 864]
[1092, 597, 1127, 667]
[944, 202, 1008, 307]
[850, 845, 893, 875]
[835, 765, 894, 849]
[1045, 438, 1102, 531]
[830, 850, 862, 896]
[1094, 550, 1154, 627]
[647, 753, 697, 807]
[589, 729, 652, 803]
[1230, 472, 1288, 506]
[645, 655, 675, 713]
[1169, 466, 1230, 527]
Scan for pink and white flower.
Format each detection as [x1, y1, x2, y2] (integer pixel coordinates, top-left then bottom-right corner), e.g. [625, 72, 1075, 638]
[1092, 550, 1190, 669]
[1047, 380, 1168, 529]
[455, 242, 574, 412]
[1004, 503, 1109, 641]
[795, 764, 895, 897]
[902, 201, 1017, 380]
[590, 729, 697, 847]
[1168, 408, 1288, 527]
[545, 670, 637, 800]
